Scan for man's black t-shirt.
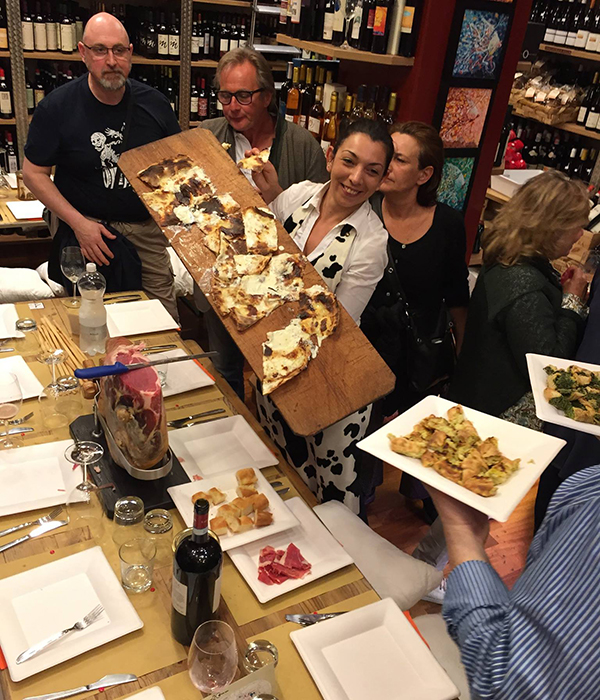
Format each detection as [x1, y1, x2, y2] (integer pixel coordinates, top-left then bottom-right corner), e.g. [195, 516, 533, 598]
[25, 75, 181, 222]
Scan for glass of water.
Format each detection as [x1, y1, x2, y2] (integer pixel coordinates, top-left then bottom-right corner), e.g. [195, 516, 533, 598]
[60, 246, 86, 308]
[188, 620, 238, 693]
[119, 538, 156, 593]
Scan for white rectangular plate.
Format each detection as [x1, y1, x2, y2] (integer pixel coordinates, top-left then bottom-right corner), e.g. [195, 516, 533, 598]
[291, 598, 458, 700]
[0, 304, 24, 339]
[167, 467, 298, 552]
[357, 395, 566, 522]
[0, 440, 86, 516]
[0, 546, 143, 681]
[0, 355, 43, 400]
[6, 200, 44, 220]
[228, 498, 354, 603]
[169, 415, 279, 478]
[106, 299, 179, 337]
[126, 688, 166, 700]
[150, 348, 215, 396]
[527, 353, 600, 437]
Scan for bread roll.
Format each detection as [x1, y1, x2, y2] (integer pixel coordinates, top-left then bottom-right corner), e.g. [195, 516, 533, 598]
[238, 515, 254, 532]
[236, 468, 257, 486]
[249, 493, 269, 512]
[231, 496, 253, 516]
[236, 485, 258, 498]
[210, 516, 228, 537]
[208, 487, 226, 505]
[255, 511, 273, 528]
[192, 491, 209, 504]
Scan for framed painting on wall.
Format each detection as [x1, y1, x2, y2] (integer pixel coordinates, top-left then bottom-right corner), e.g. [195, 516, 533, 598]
[452, 8, 511, 80]
[439, 87, 493, 148]
[437, 157, 476, 212]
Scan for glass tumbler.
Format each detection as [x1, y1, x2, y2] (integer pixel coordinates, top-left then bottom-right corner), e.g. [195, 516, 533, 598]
[113, 495, 145, 546]
[119, 538, 156, 593]
[143, 508, 173, 567]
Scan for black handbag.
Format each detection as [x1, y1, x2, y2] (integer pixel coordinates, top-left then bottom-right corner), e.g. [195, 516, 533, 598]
[387, 244, 457, 393]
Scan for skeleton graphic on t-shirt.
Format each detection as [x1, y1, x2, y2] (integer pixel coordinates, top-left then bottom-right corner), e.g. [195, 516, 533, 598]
[90, 122, 129, 190]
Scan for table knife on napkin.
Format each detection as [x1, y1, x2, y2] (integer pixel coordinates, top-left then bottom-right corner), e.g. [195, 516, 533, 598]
[74, 351, 218, 379]
[285, 613, 347, 626]
[23, 673, 138, 700]
[0, 519, 68, 554]
[0, 426, 34, 436]
[167, 408, 227, 428]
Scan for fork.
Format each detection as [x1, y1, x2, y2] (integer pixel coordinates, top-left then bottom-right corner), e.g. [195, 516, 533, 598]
[16, 604, 105, 664]
[0, 506, 63, 539]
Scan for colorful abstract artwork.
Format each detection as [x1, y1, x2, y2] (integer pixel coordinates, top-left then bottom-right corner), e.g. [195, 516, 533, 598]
[440, 88, 492, 148]
[453, 9, 510, 80]
[437, 157, 475, 211]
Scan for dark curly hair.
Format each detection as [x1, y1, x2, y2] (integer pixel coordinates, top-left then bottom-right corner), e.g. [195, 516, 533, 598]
[333, 118, 394, 172]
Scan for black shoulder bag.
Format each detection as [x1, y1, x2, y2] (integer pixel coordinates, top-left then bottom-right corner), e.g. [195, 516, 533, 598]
[386, 243, 457, 394]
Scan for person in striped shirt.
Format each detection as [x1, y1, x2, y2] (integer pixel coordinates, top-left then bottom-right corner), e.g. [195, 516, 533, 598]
[428, 466, 600, 699]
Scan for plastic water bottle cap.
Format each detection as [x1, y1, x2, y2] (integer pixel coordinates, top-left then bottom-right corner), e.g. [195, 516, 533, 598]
[86, 263, 96, 272]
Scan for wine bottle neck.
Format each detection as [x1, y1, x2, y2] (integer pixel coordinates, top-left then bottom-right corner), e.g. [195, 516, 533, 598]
[192, 511, 209, 542]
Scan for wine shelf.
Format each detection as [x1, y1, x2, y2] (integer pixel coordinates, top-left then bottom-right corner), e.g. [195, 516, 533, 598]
[510, 102, 600, 142]
[0, 51, 10, 58]
[0, 117, 16, 124]
[22, 50, 183, 66]
[275, 33, 414, 66]
[539, 43, 600, 63]
[194, 0, 252, 6]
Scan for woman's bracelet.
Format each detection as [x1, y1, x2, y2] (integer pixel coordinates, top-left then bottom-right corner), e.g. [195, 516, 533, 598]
[561, 292, 589, 319]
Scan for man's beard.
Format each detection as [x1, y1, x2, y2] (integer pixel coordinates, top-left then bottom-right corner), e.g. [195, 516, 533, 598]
[98, 71, 127, 90]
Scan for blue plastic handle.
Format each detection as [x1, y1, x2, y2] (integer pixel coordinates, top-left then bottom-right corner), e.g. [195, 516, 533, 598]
[74, 362, 130, 379]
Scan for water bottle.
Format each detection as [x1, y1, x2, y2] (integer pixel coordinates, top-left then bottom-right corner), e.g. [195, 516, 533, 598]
[78, 263, 107, 356]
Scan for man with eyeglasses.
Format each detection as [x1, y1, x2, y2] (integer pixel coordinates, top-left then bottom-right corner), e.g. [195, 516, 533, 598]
[22, 12, 181, 319]
[196, 47, 328, 399]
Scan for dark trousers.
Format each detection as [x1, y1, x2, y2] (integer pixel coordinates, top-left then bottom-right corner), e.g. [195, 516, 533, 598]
[204, 308, 245, 401]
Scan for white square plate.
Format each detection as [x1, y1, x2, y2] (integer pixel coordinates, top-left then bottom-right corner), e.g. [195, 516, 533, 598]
[167, 467, 298, 552]
[228, 497, 353, 603]
[6, 201, 44, 220]
[0, 546, 143, 681]
[291, 598, 458, 700]
[169, 415, 279, 478]
[527, 353, 600, 437]
[150, 348, 215, 397]
[357, 395, 566, 522]
[0, 440, 87, 516]
[106, 299, 179, 337]
[0, 355, 43, 400]
[0, 304, 24, 339]
[126, 688, 166, 700]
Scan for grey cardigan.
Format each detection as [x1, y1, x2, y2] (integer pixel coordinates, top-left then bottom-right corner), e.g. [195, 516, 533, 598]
[200, 114, 328, 189]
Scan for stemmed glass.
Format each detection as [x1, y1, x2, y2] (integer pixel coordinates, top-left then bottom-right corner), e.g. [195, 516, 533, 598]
[60, 246, 86, 308]
[0, 373, 23, 449]
[37, 348, 65, 391]
[64, 440, 104, 493]
[188, 621, 238, 693]
[341, 0, 362, 50]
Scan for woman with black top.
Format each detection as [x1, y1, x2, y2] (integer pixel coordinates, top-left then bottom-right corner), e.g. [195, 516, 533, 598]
[361, 121, 470, 517]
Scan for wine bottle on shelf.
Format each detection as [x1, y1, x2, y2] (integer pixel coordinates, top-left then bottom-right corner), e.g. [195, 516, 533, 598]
[380, 90, 397, 124]
[26, 78, 34, 115]
[219, 23, 230, 57]
[577, 71, 598, 125]
[299, 0, 313, 40]
[60, 10, 74, 53]
[585, 88, 600, 129]
[34, 1, 47, 51]
[169, 13, 180, 59]
[576, 147, 589, 178]
[145, 11, 157, 59]
[290, 0, 301, 37]
[544, 0, 560, 43]
[229, 21, 240, 51]
[363, 85, 377, 119]
[22, 2, 35, 51]
[280, 0, 289, 29]
[6, 132, 17, 172]
[585, 6, 600, 50]
[358, 0, 375, 51]
[279, 62, 293, 118]
[572, 0, 589, 48]
[191, 14, 200, 59]
[299, 66, 315, 128]
[0, 69, 11, 119]
[583, 148, 597, 182]
[321, 91, 338, 153]
[171, 499, 223, 648]
[209, 86, 218, 118]
[494, 107, 513, 168]
[239, 17, 248, 47]
[203, 17, 211, 58]
[371, 0, 391, 53]
[34, 67, 44, 106]
[563, 145, 579, 176]
[198, 77, 208, 120]
[553, 0, 569, 45]
[399, 0, 421, 57]
[339, 92, 353, 128]
[190, 79, 199, 121]
[0, 4, 7, 51]
[157, 13, 169, 57]
[322, 0, 335, 42]
[332, 0, 346, 46]
[349, 0, 363, 48]
[308, 85, 325, 140]
[565, 0, 578, 46]
[285, 66, 300, 123]
[351, 84, 367, 120]
[44, 2, 58, 51]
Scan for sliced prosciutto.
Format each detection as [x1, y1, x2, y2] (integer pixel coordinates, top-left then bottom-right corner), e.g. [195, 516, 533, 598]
[257, 543, 312, 585]
[98, 338, 168, 469]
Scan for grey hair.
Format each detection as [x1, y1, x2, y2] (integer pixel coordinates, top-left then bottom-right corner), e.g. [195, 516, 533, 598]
[214, 47, 276, 112]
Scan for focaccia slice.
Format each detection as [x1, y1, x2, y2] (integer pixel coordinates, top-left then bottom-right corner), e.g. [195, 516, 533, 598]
[234, 254, 271, 277]
[262, 318, 316, 395]
[237, 148, 270, 172]
[299, 284, 340, 344]
[138, 155, 193, 189]
[141, 190, 180, 227]
[242, 206, 278, 255]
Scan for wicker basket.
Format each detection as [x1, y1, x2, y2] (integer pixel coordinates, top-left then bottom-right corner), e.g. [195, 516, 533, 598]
[511, 96, 579, 126]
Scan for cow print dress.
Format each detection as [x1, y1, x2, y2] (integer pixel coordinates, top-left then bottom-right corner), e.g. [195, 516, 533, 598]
[256, 200, 373, 515]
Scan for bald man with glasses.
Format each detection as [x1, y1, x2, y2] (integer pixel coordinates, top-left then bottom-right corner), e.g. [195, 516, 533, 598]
[23, 12, 181, 319]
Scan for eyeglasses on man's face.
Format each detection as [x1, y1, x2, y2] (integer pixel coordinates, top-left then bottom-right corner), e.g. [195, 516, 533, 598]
[217, 88, 264, 105]
[82, 43, 131, 58]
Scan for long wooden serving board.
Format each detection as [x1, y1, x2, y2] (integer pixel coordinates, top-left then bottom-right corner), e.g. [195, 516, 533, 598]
[119, 128, 395, 436]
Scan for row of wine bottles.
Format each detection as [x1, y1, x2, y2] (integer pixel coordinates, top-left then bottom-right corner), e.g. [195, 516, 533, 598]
[533, 0, 600, 53]
[21, 1, 84, 53]
[279, 0, 422, 56]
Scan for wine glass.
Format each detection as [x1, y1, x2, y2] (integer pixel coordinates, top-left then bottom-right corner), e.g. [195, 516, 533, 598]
[64, 440, 104, 493]
[60, 246, 86, 308]
[0, 373, 23, 449]
[188, 621, 238, 693]
[37, 348, 65, 392]
[341, 0, 362, 50]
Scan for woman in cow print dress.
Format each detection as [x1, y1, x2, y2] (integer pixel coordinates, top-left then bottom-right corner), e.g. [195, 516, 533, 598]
[251, 119, 394, 516]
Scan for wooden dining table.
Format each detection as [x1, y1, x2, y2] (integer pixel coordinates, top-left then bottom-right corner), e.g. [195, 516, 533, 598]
[0, 294, 377, 700]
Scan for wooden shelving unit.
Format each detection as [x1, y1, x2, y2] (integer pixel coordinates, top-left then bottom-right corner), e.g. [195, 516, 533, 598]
[275, 33, 415, 66]
[0, 117, 16, 124]
[510, 103, 600, 141]
[539, 42, 600, 62]
[22, 50, 182, 66]
[195, 0, 252, 7]
[0, 50, 10, 58]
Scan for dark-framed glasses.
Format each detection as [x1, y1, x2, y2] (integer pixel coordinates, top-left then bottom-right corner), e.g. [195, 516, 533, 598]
[82, 43, 131, 58]
[217, 88, 264, 105]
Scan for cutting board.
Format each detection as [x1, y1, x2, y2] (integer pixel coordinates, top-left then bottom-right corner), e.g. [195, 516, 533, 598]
[118, 128, 395, 436]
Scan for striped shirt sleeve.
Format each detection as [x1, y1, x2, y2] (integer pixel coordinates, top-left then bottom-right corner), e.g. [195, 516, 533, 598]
[442, 464, 600, 700]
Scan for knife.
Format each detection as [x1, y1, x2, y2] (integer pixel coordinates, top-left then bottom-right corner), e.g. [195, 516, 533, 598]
[23, 673, 138, 700]
[74, 351, 218, 379]
[0, 347, 15, 353]
[285, 613, 347, 626]
[0, 520, 68, 554]
[141, 344, 178, 352]
[104, 294, 142, 302]
[167, 408, 227, 428]
[104, 298, 143, 305]
[0, 427, 34, 436]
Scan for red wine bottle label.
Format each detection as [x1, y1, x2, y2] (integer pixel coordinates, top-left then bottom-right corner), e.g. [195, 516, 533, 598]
[373, 6, 388, 36]
[193, 511, 209, 536]
[367, 8, 375, 30]
[171, 576, 188, 615]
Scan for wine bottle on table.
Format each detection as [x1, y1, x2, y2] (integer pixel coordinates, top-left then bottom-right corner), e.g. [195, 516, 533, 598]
[171, 499, 223, 647]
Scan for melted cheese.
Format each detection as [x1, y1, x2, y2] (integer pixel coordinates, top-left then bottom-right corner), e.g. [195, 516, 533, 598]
[173, 205, 195, 225]
[242, 207, 278, 253]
